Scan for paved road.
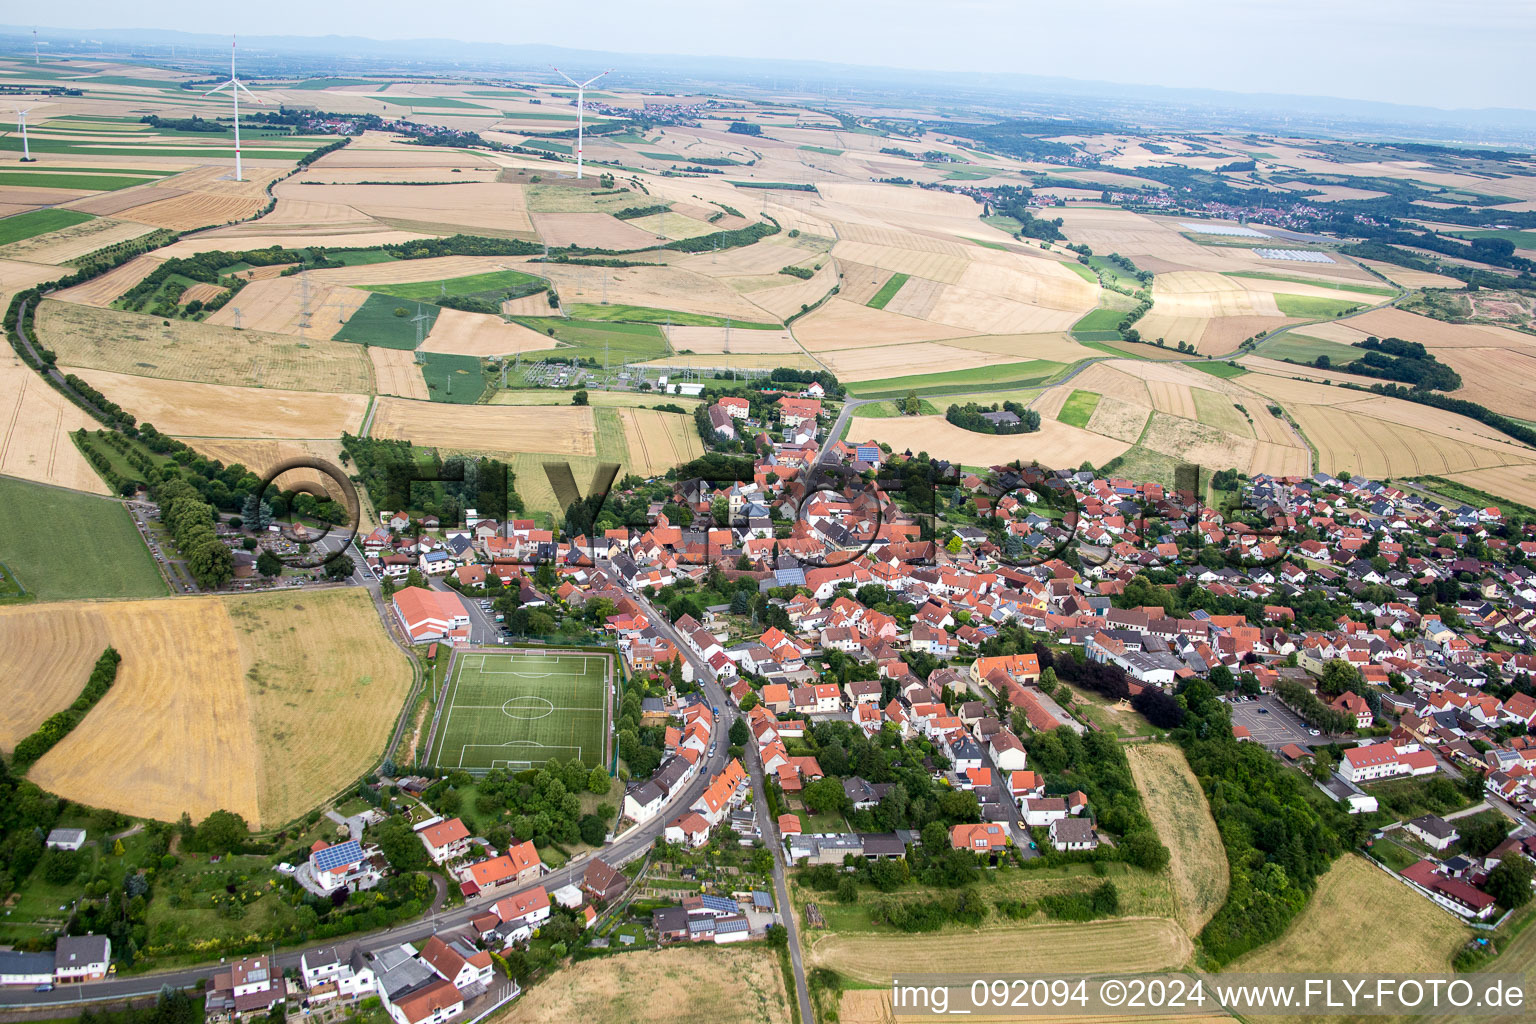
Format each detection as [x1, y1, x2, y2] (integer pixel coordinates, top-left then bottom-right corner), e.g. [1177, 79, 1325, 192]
[625, 587, 814, 1024]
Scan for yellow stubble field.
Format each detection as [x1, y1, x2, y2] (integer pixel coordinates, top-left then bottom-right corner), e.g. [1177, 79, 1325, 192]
[10, 589, 412, 827]
[0, 350, 109, 494]
[617, 408, 704, 477]
[369, 398, 598, 457]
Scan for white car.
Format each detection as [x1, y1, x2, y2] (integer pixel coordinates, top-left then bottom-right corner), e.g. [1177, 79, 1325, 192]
[1308, 728, 1321, 736]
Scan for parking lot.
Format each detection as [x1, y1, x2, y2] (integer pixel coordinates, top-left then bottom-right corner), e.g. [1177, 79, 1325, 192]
[1230, 693, 1321, 748]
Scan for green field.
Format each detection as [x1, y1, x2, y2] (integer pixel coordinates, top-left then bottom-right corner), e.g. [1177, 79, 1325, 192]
[1449, 228, 1536, 251]
[1256, 333, 1361, 364]
[422, 353, 486, 403]
[512, 317, 669, 364]
[1273, 293, 1365, 319]
[1058, 389, 1101, 427]
[0, 209, 95, 246]
[867, 272, 910, 310]
[1071, 307, 1127, 341]
[364, 269, 548, 304]
[564, 303, 779, 329]
[847, 359, 1066, 400]
[333, 293, 439, 349]
[1222, 271, 1397, 297]
[1188, 360, 1250, 379]
[0, 476, 165, 601]
[1062, 262, 1098, 283]
[429, 649, 611, 772]
[850, 398, 941, 418]
[0, 172, 159, 192]
[518, 140, 573, 155]
[0, 136, 320, 160]
[798, 145, 844, 156]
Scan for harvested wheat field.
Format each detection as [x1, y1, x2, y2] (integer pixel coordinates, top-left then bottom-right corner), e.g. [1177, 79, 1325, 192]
[664, 325, 801, 354]
[742, 263, 837, 321]
[1147, 380, 1198, 419]
[1136, 313, 1208, 350]
[1127, 744, 1229, 934]
[0, 605, 116, 750]
[1192, 389, 1254, 437]
[1439, 346, 1536, 418]
[0, 258, 63, 309]
[1347, 307, 1536, 349]
[536, 262, 773, 322]
[1085, 395, 1152, 444]
[310, 255, 507, 287]
[15, 590, 410, 826]
[1229, 854, 1466, 976]
[860, 414, 1129, 468]
[618, 409, 704, 477]
[1142, 413, 1254, 472]
[832, 240, 970, 284]
[23, 598, 262, 824]
[174, 439, 348, 492]
[1199, 314, 1297, 353]
[499, 945, 789, 1024]
[370, 398, 597, 457]
[637, 351, 817, 371]
[37, 300, 374, 393]
[946, 332, 1097, 364]
[60, 367, 369, 439]
[841, 989, 1232, 1024]
[226, 589, 413, 825]
[809, 917, 1192, 985]
[796, 298, 972, 350]
[47, 253, 164, 307]
[0, 351, 109, 494]
[1288, 403, 1529, 480]
[369, 348, 430, 400]
[419, 308, 559, 357]
[1357, 258, 1464, 290]
[1069, 361, 1154, 404]
[815, 341, 1019, 382]
[0, 216, 156, 265]
[531, 211, 663, 250]
[1448, 464, 1536, 510]
[305, 182, 534, 235]
[115, 191, 268, 230]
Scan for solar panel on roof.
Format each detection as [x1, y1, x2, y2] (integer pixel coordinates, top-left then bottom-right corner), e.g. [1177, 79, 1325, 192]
[312, 840, 363, 873]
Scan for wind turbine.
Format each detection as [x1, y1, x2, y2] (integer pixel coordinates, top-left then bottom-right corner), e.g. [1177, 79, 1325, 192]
[551, 66, 612, 180]
[206, 36, 259, 182]
[15, 108, 35, 162]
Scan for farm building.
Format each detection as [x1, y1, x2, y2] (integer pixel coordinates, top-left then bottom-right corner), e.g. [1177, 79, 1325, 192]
[392, 587, 471, 643]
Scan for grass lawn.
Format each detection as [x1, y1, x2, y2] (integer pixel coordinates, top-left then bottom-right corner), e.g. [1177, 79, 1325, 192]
[847, 359, 1065, 400]
[333, 292, 438, 349]
[364, 269, 548, 304]
[0, 476, 165, 600]
[1256, 332, 1360, 365]
[1057, 389, 1101, 428]
[1188, 359, 1250, 379]
[1062, 261, 1097, 283]
[565, 303, 779, 330]
[324, 248, 400, 266]
[1273, 293, 1366, 319]
[0, 208, 95, 246]
[513, 317, 670, 364]
[421, 353, 487, 403]
[866, 272, 910, 310]
[1223, 271, 1397, 297]
[851, 399, 940, 418]
[1369, 837, 1421, 873]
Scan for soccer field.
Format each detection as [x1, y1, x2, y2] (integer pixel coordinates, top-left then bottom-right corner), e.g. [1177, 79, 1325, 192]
[428, 649, 612, 773]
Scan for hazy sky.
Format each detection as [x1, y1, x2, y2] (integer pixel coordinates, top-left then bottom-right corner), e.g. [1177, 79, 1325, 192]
[36, 0, 1535, 110]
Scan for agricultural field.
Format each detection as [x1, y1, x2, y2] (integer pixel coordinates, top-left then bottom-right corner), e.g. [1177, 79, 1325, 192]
[503, 946, 789, 1024]
[369, 398, 599, 456]
[58, 367, 371, 439]
[1228, 854, 1467, 975]
[1126, 744, 1229, 934]
[9, 589, 411, 826]
[334, 292, 440, 349]
[616, 408, 705, 477]
[0, 209, 95, 246]
[36, 300, 375, 393]
[807, 917, 1193, 984]
[0, 476, 164, 600]
[1058, 389, 1102, 428]
[0, 350, 109, 493]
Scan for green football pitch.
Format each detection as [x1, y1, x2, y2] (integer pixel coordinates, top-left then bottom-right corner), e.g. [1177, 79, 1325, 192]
[429, 649, 612, 773]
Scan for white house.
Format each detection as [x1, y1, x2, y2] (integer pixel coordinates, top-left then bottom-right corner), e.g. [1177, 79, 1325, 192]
[53, 935, 110, 984]
[1024, 797, 1068, 827]
[300, 947, 376, 1001]
[1049, 818, 1099, 852]
[416, 818, 472, 865]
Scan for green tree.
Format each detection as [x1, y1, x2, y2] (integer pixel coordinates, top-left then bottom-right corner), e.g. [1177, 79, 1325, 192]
[373, 814, 429, 871]
[572, 389, 589, 406]
[323, 553, 355, 580]
[1319, 658, 1362, 697]
[901, 390, 921, 416]
[710, 496, 731, 525]
[255, 549, 283, 577]
[729, 719, 749, 746]
[587, 767, 611, 795]
[801, 776, 851, 817]
[1486, 856, 1534, 908]
[946, 535, 963, 554]
[193, 809, 249, 855]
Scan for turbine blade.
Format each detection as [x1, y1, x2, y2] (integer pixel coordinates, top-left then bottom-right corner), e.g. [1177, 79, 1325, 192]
[551, 66, 580, 88]
[234, 79, 259, 99]
[206, 80, 233, 96]
[582, 70, 612, 88]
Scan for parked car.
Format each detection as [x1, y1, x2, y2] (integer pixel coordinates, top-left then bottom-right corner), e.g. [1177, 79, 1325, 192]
[1257, 707, 1270, 714]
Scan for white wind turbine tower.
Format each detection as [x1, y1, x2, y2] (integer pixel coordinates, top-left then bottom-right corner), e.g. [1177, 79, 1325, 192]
[206, 36, 259, 182]
[551, 66, 612, 180]
[15, 107, 37, 162]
